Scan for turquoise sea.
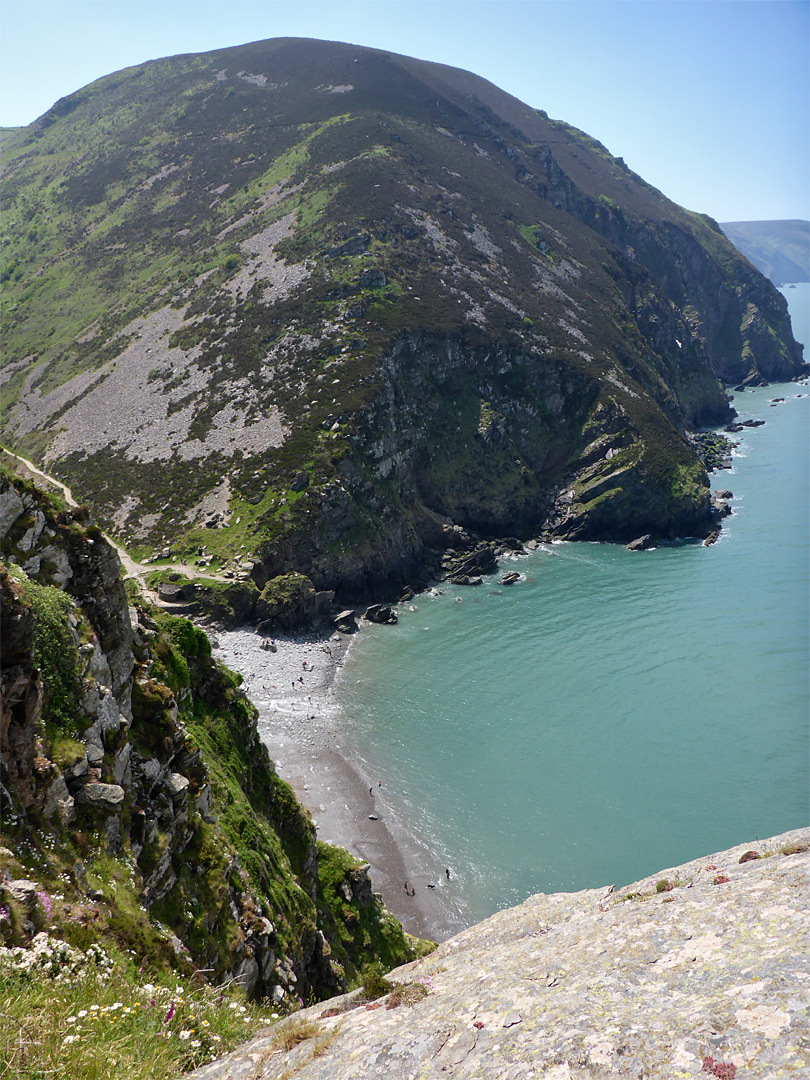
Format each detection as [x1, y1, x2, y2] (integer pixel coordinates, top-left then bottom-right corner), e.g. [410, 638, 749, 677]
[335, 284, 809, 930]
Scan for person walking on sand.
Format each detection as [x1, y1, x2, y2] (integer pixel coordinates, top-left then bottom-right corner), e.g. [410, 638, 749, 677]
[445, 868, 451, 880]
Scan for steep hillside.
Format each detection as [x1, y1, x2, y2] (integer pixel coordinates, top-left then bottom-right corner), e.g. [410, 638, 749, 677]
[1, 38, 804, 603]
[721, 219, 810, 284]
[0, 463, 429, 1016]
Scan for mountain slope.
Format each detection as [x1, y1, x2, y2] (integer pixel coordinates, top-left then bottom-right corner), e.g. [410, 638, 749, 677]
[1, 38, 804, 601]
[721, 219, 810, 285]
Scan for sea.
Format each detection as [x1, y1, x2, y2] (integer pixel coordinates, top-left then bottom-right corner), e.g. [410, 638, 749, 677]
[333, 283, 809, 931]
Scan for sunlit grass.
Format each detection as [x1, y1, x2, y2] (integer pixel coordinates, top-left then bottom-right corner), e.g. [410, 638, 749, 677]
[0, 948, 283, 1080]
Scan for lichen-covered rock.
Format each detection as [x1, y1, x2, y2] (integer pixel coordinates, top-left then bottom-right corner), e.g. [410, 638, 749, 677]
[190, 828, 809, 1080]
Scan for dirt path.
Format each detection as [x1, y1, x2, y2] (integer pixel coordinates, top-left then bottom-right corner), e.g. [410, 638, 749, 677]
[1, 446, 230, 592]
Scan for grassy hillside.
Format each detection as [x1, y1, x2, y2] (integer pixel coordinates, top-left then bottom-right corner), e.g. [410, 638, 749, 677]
[0, 39, 803, 598]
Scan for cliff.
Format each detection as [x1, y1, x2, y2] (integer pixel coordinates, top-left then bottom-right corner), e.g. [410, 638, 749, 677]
[1, 38, 804, 607]
[0, 465, 429, 1008]
[721, 220, 810, 285]
[190, 828, 810, 1080]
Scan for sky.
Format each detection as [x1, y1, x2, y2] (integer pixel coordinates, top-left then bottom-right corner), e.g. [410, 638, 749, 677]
[0, 0, 807, 222]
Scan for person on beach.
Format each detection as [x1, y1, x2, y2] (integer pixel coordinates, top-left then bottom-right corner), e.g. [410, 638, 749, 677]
[445, 868, 451, 880]
[369, 787, 373, 796]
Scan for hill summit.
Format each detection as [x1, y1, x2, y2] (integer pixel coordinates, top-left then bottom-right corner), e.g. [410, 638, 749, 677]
[1, 38, 804, 603]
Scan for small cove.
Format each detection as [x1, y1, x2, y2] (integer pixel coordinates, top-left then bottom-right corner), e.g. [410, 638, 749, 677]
[333, 284, 810, 932]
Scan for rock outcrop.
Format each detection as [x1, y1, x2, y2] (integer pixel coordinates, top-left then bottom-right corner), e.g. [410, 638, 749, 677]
[188, 828, 810, 1080]
[0, 466, 427, 1003]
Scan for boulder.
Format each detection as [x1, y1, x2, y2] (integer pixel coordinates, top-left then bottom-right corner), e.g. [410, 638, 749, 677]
[450, 546, 497, 577]
[166, 772, 190, 800]
[448, 574, 482, 586]
[75, 782, 125, 814]
[334, 609, 359, 633]
[4, 879, 39, 914]
[626, 534, 654, 551]
[0, 483, 25, 538]
[500, 572, 521, 585]
[158, 580, 196, 602]
[714, 489, 733, 499]
[255, 573, 333, 631]
[357, 267, 387, 289]
[364, 604, 398, 625]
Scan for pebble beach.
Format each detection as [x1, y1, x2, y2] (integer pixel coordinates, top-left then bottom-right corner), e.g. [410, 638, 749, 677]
[211, 626, 460, 943]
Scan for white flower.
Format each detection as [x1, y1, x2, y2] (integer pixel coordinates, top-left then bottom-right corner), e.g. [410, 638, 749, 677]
[63, 1033, 79, 1045]
[67, 1016, 77, 1024]
[191, 1040, 201, 1047]
[179, 1029, 192, 1040]
[228, 1001, 238, 1010]
[212, 1035, 221, 1042]
[90, 1004, 100, 1011]
[77, 1010, 88, 1018]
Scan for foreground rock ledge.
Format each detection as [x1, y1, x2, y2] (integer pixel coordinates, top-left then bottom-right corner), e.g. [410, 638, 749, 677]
[189, 828, 809, 1080]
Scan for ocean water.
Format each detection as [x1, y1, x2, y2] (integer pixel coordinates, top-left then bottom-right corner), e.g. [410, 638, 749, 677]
[335, 284, 809, 928]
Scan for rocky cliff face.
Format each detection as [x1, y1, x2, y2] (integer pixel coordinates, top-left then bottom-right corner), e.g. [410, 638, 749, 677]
[189, 828, 810, 1080]
[0, 466, 427, 1002]
[1, 39, 804, 604]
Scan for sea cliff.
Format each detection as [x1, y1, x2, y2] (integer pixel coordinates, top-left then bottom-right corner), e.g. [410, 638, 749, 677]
[0, 465, 429, 1012]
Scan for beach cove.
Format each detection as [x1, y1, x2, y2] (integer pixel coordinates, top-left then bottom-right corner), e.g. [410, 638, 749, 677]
[217, 284, 808, 942]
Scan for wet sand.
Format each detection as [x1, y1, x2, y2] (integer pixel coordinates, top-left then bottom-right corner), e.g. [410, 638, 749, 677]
[212, 626, 463, 944]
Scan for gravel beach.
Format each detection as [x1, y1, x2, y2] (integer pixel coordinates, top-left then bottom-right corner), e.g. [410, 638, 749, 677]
[212, 626, 464, 944]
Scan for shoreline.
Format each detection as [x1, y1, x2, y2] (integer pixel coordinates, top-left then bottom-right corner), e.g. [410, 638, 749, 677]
[211, 625, 466, 944]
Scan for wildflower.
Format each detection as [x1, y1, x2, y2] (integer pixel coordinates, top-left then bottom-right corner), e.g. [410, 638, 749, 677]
[228, 1001, 239, 1010]
[90, 1004, 100, 1011]
[211, 1035, 221, 1042]
[165, 1003, 176, 1023]
[67, 1016, 77, 1024]
[191, 1040, 201, 1047]
[63, 1034, 79, 1044]
[77, 1010, 88, 1018]
[179, 1030, 192, 1040]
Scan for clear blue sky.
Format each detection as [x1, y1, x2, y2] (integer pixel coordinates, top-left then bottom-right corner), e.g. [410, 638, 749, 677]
[1, 0, 807, 222]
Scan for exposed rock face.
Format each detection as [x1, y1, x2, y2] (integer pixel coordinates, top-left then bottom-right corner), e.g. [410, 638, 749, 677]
[1, 39, 803, 602]
[190, 828, 810, 1080]
[0, 468, 424, 1002]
